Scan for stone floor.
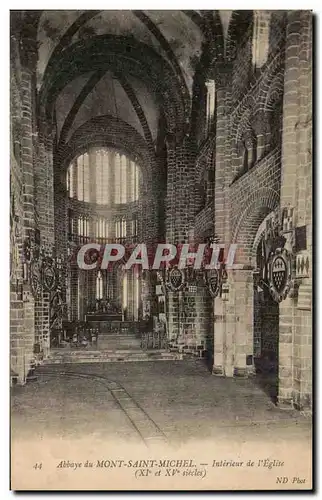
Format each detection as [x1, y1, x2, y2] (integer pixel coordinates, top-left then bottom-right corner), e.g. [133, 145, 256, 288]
[11, 360, 311, 447]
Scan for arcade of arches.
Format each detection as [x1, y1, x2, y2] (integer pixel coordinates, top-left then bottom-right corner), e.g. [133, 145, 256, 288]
[10, 10, 312, 411]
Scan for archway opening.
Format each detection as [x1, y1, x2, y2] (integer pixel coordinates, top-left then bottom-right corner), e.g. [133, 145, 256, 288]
[253, 235, 279, 403]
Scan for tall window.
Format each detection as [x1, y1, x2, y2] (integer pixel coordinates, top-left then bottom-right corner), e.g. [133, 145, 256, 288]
[77, 216, 89, 237]
[115, 217, 127, 239]
[131, 217, 138, 237]
[96, 150, 110, 205]
[131, 161, 139, 201]
[121, 217, 127, 237]
[67, 162, 74, 197]
[122, 273, 128, 312]
[205, 80, 216, 134]
[252, 11, 271, 69]
[76, 153, 90, 202]
[96, 271, 103, 300]
[67, 148, 140, 205]
[115, 154, 128, 204]
[114, 153, 121, 205]
[96, 218, 108, 239]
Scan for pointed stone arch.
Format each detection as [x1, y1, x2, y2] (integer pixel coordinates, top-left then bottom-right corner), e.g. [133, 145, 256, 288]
[232, 188, 279, 265]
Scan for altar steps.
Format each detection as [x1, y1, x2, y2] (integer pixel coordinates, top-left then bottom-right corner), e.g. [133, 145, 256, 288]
[97, 333, 142, 350]
[43, 348, 181, 364]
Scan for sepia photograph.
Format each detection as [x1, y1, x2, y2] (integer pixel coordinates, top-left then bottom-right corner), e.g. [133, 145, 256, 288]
[9, 8, 313, 491]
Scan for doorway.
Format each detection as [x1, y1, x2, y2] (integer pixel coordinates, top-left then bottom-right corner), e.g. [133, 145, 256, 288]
[253, 238, 279, 402]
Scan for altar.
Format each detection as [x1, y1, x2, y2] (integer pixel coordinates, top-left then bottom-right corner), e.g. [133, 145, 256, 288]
[85, 299, 123, 331]
[85, 312, 123, 323]
[84, 312, 123, 333]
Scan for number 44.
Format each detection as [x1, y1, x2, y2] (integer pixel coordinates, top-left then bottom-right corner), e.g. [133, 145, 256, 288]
[33, 463, 42, 470]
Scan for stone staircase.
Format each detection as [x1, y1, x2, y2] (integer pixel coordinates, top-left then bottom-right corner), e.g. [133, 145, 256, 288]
[43, 332, 181, 364]
[43, 349, 181, 364]
[97, 333, 142, 350]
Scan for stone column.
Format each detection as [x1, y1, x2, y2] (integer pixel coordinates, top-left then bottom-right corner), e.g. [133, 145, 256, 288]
[165, 136, 196, 339]
[18, 36, 37, 383]
[278, 11, 312, 409]
[212, 67, 234, 376]
[231, 269, 254, 376]
[292, 11, 312, 410]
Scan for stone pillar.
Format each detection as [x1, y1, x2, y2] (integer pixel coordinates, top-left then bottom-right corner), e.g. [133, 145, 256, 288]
[212, 68, 234, 375]
[213, 297, 225, 375]
[278, 11, 312, 409]
[293, 11, 312, 410]
[165, 137, 196, 244]
[168, 291, 180, 342]
[232, 269, 254, 376]
[165, 136, 196, 339]
[39, 124, 55, 356]
[213, 86, 227, 242]
[194, 281, 213, 353]
[278, 12, 301, 408]
[213, 269, 253, 377]
[17, 36, 38, 383]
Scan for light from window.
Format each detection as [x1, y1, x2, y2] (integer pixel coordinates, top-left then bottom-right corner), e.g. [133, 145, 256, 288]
[114, 153, 121, 204]
[131, 161, 139, 201]
[67, 148, 140, 205]
[76, 154, 90, 202]
[134, 275, 140, 321]
[115, 220, 120, 239]
[122, 273, 128, 310]
[96, 218, 108, 239]
[115, 217, 127, 239]
[96, 271, 103, 300]
[66, 168, 70, 192]
[121, 217, 127, 237]
[252, 11, 271, 69]
[96, 150, 110, 205]
[131, 218, 138, 236]
[205, 80, 216, 135]
[67, 162, 75, 197]
[78, 216, 89, 237]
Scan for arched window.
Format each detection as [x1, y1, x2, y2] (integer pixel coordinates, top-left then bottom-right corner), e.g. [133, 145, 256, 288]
[252, 11, 271, 70]
[67, 148, 140, 205]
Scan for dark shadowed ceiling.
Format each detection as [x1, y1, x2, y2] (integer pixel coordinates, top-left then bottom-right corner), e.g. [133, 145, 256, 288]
[35, 10, 233, 147]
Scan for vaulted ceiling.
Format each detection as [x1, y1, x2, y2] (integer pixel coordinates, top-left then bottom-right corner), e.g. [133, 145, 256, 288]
[33, 11, 233, 150]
